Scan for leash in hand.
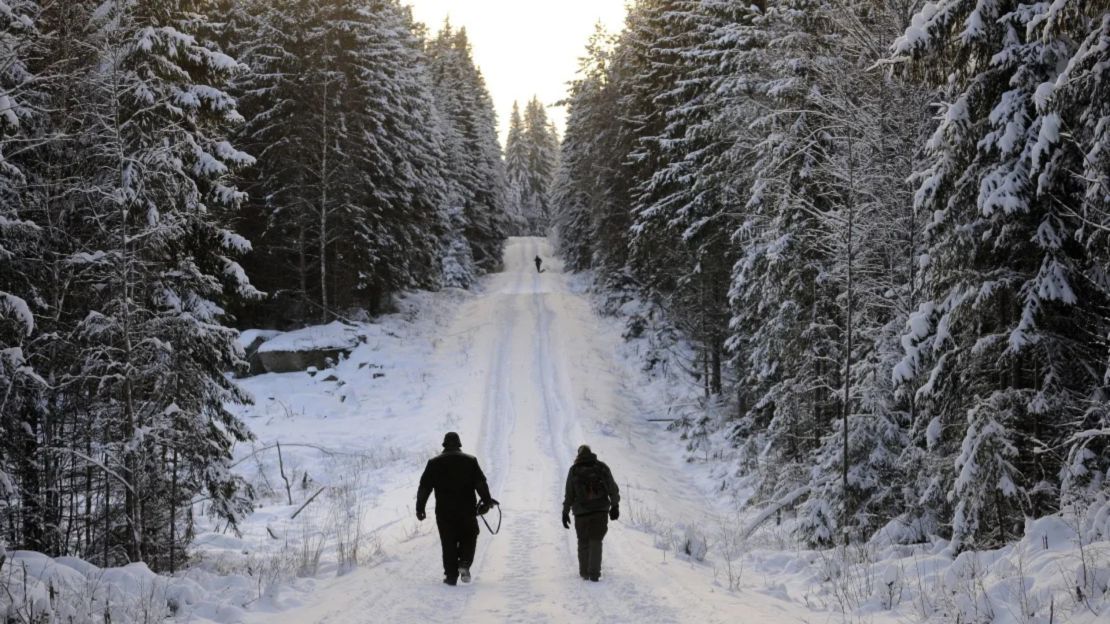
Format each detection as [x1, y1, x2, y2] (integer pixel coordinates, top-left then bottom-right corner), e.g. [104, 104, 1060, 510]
[476, 500, 502, 535]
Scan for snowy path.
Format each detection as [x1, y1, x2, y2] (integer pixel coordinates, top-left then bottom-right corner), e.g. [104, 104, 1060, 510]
[244, 238, 814, 624]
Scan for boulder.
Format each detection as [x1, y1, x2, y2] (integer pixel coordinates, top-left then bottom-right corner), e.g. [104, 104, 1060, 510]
[236, 330, 281, 377]
[258, 349, 348, 374]
[256, 322, 360, 374]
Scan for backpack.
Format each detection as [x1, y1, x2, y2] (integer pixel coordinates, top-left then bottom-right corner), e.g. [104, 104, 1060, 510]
[574, 463, 609, 504]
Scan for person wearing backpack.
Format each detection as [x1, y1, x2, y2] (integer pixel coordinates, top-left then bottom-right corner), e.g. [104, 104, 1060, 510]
[561, 445, 620, 581]
[416, 432, 498, 586]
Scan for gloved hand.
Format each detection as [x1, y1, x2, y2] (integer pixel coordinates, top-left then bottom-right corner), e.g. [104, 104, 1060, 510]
[609, 505, 619, 521]
[416, 508, 426, 521]
[477, 498, 499, 516]
[562, 510, 571, 529]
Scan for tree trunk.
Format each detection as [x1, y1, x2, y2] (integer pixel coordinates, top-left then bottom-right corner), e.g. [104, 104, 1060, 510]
[169, 447, 178, 573]
[18, 406, 42, 551]
[299, 225, 308, 322]
[318, 70, 331, 324]
[841, 131, 856, 545]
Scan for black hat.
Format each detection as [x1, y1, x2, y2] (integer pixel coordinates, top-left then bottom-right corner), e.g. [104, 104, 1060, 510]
[443, 432, 462, 449]
[576, 444, 592, 458]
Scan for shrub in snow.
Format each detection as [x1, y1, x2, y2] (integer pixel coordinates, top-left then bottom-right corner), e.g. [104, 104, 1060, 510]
[948, 391, 1027, 553]
[682, 525, 708, 562]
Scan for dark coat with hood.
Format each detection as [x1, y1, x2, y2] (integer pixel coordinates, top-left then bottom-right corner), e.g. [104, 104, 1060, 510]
[562, 449, 620, 517]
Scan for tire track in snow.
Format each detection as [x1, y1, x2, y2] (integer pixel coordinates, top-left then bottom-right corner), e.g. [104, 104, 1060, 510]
[527, 239, 680, 624]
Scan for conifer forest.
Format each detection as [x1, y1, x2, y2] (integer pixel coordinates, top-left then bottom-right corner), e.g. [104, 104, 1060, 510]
[2, 1, 1110, 621]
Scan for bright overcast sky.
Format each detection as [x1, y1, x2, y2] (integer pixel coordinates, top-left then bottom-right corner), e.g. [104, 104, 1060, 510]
[404, 0, 629, 146]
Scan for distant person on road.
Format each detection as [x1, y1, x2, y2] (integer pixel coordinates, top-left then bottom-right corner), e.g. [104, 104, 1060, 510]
[534, 255, 543, 273]
[417, 432, 498, 586]
[562, 445, 620, 581]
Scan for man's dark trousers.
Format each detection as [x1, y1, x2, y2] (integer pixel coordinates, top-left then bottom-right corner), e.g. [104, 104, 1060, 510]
[437, 512, 480, 581]
[574, 512, 608, 578]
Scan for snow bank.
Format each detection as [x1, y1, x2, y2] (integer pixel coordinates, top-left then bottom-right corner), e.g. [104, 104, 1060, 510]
[737, 513, 1110, 624]
[0, 550, 247, 624]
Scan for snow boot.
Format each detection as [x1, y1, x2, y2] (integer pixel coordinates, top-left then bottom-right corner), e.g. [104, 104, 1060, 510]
[459, 566, 471, 583]
[589, 575, 600, 582]
[443, 577, 457, 586]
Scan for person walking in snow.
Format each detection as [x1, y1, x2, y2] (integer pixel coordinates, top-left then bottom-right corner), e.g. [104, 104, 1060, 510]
[416, 432, 498, 586]
[561, 445, 620, 581]
[534, 255, 543, 273]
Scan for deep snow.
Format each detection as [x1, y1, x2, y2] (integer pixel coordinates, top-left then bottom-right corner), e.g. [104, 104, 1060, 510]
[5, 237, 1107, 623]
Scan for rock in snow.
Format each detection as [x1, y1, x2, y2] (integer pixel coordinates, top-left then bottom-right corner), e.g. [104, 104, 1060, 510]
[254, 322, 361, 374]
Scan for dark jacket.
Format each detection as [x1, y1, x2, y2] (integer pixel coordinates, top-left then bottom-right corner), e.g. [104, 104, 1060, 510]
[417, 449, 492, 518]
[563, 451, 620, 517]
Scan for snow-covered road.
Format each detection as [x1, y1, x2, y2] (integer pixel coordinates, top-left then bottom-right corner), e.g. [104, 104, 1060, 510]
[244, 238, 813, 624]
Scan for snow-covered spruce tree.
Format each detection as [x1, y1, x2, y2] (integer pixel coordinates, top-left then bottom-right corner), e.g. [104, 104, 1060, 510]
[357, 1, 453, 298]
[617, 0, 685, 305]
[584, 7, 661, 282]
[415, 39, 477, 292]
[552, 25, 618, 272]
[726, 0, 848, 527]
[505, 96, 559, 237]
[2, 0, 110, 558]
[504, 101, 530, 234]
[426, 23, 507, 273]
[892, 0, 1110, 552]
[1053, 7, 1110, 539]
[231, 0, 451, 322]
[522, 97, 560, 234]
[0, 0, 38, 369]
[553, 22, 635, 279]
[220, 0, 329, 323]
[628, 0, 763, 403]
[783, 0, 935, 546]
[72, 0, 257, 568]
[0, 0, 42, 542]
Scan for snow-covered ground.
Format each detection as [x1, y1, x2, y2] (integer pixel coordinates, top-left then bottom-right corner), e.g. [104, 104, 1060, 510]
[5, 237, 1107, 623]
[205, 236, 819, 623]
